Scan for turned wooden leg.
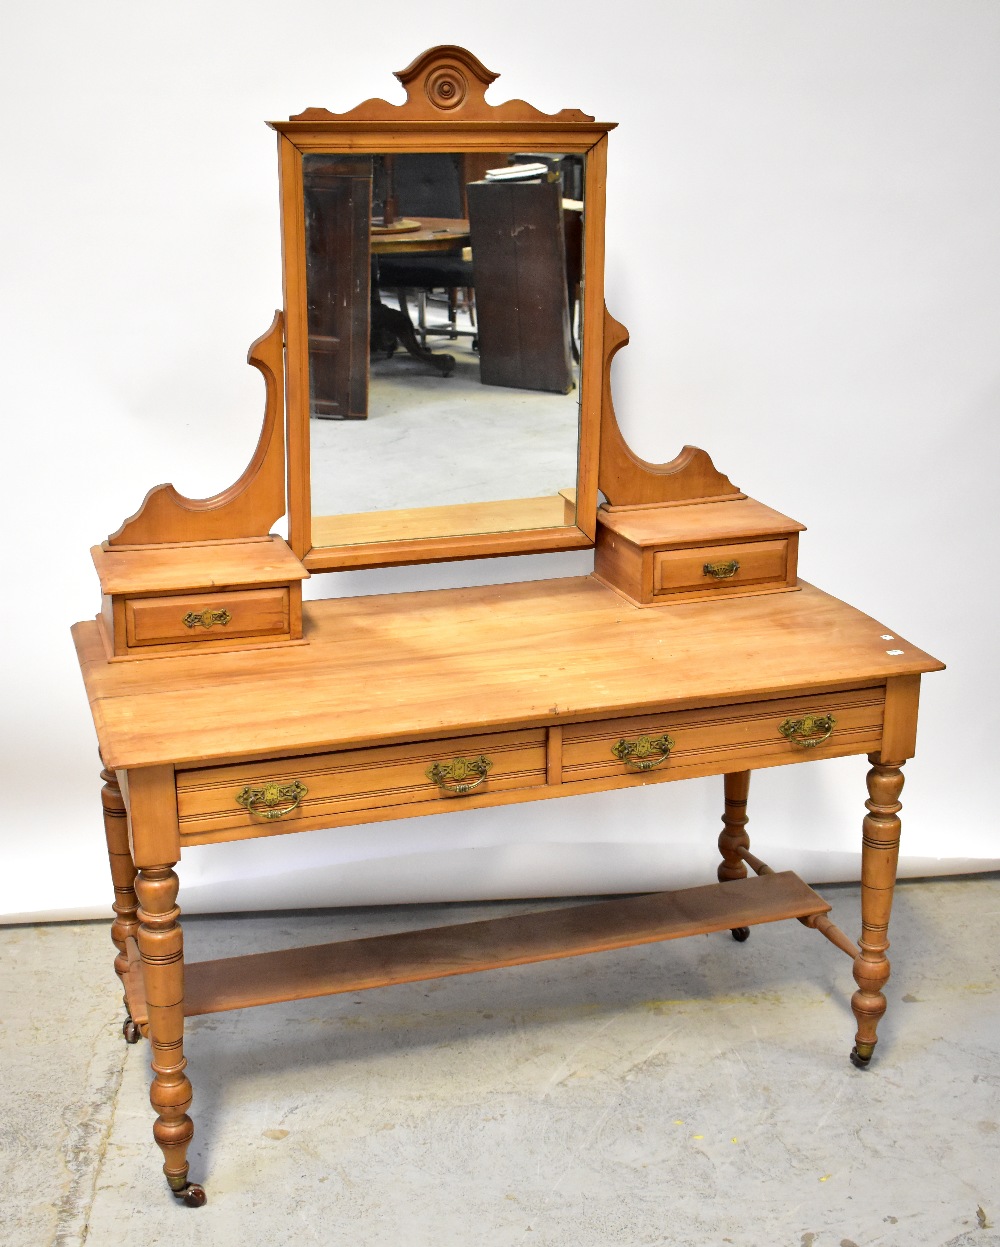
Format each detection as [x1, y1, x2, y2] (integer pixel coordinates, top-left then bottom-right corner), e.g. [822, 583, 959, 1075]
[135, 865, 206, 1207]
[719, 771, 752, 942]
[850, 755, 905, 1069]
[100, 764, 142, 1043]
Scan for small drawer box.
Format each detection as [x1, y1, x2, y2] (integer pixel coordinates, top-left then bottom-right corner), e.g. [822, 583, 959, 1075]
[92, 535, 308, 659]
[125, 588, 290, 648]
[595, 497, 804, 607]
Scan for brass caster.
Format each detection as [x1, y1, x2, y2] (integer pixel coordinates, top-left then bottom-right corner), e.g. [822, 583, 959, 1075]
[171, 1182, 207, 1208]
[731, 927, 751, 943]
[850, 1046, 872, 1070]
[122, 1018, 141, 1044]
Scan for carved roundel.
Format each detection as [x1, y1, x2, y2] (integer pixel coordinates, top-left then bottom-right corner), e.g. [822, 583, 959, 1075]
[425, 64, 468, 110]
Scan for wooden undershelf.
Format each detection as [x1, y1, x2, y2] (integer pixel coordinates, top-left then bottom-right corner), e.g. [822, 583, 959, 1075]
[180, 872, 830, 1018]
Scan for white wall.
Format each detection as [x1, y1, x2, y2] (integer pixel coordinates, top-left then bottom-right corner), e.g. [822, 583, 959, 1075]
[2, 1, 997, 922]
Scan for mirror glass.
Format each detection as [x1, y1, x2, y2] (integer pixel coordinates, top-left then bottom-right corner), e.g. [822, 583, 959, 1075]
[303, 151, 586, 547]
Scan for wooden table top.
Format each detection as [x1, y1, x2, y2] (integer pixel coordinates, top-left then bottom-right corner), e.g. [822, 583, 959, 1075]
[370, 217, 470, 255]
[73, 577, 943, 771]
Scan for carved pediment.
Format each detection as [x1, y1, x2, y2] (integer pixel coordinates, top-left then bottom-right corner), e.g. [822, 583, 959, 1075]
[286, 45, 597, 125]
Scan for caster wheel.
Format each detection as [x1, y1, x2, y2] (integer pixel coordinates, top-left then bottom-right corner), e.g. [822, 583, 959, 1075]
[850, 1047, 872, 1070]
[173, 1183, 207, 1208]
[731, 927, 751, 943]
[122, 1018, 141, 1044]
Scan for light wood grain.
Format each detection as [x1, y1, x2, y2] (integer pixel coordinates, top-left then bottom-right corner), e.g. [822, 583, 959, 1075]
[597, 497, 805, 547]
[312, 495, 575, 548]
[182, 872, 830, 1016]
[122, 767, 180, 867]
[92, 536, 307, 596]
[74, 579, 943, 772]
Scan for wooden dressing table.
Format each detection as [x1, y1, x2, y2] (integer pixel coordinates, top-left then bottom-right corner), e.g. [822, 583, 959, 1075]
[73, 47, 943, 1207]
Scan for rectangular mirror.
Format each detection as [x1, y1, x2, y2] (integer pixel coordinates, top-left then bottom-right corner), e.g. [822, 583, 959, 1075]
[272, 50, 613, 570]
[304, 151, 585, 548]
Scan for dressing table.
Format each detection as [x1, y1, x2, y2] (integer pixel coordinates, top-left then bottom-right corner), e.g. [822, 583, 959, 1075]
[72, 47, 944, 1207]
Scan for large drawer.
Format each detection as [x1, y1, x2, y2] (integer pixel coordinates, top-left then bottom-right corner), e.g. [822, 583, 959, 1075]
[176, 728, 547, 836]
[562, 686, 885, 782]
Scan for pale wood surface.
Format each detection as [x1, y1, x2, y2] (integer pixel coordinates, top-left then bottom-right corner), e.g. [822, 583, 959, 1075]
[598, 497, 805, 546]
[74, 578, 943, 772]
[312, 495, 574, 548]
[304, 525, 593, 572]
[182, 872, 830, 1016]
[92, 536, 307, 596]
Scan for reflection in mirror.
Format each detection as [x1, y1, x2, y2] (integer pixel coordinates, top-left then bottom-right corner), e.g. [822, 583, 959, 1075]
[303, 151, 586, 547]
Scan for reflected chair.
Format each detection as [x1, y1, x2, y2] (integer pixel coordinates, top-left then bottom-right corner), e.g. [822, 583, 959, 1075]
[375, 153, 476, 350]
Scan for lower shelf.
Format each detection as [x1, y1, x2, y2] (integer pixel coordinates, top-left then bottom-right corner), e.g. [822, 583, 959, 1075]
[178, 871, 830, 1018]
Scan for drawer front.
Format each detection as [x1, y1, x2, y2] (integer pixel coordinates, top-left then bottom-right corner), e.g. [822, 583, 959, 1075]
[125, 588, 290, 647]
[654, 539, 789, 597]
[176, 728, 547, 836]
[563, 687, 884, 782]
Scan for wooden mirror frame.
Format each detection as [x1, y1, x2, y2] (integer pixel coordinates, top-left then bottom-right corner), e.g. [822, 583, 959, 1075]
[272, 46, 616, 573]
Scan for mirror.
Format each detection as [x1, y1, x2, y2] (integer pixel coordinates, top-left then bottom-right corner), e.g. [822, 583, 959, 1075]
[303, 151, 586, 547]
[272, 47, 613, 569]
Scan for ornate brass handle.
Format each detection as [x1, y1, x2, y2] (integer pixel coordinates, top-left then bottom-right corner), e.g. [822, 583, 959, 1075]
[426, 755, 493, 796]
[611, 734, 675, 771]
[703, 559, 740, 580]
[236, 779, 308, 819]
[183, 608, 232, 630]
[779, 714, 836, 748]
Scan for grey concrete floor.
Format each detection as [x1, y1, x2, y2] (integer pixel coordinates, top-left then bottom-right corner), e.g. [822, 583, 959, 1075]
[2, 876, 999, 1247]
[310, 324, 581, 521]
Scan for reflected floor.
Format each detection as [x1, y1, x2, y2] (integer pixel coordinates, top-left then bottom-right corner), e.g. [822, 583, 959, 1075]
[309, 306, 580, 523]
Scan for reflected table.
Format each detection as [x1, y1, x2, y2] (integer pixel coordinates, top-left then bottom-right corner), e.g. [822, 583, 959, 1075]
[370, 216, 470, 376]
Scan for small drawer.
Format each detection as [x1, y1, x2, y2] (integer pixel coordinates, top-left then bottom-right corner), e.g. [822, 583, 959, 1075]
[562, 687, 885, 783]
[654, 539, 789, 598]
[125, 588, 290, 648]
[176, 728, 547, 837]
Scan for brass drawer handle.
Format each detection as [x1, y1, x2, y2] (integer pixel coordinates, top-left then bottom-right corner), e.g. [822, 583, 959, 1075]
[611, 734, 675, 771]
[236, 780, 308, 819]
[426, 755, 493, 796]
[779, 714, 836, 748]
[183, 608, 232, 630]
[703, 559, 740, 580]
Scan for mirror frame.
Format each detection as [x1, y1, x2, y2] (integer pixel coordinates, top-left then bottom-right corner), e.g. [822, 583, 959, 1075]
[270, 46, 616, 572]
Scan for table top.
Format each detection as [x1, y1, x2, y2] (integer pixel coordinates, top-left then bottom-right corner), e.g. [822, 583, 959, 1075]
[73, 577, 943, 772]
[370, 217, 470, 255]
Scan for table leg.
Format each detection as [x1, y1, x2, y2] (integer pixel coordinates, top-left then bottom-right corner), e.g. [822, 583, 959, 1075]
[850, 755, 905, 1068]
[719, 771, 752, 942]
[100, 763, 142, 1044]
[135, 864, 206, 1207]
